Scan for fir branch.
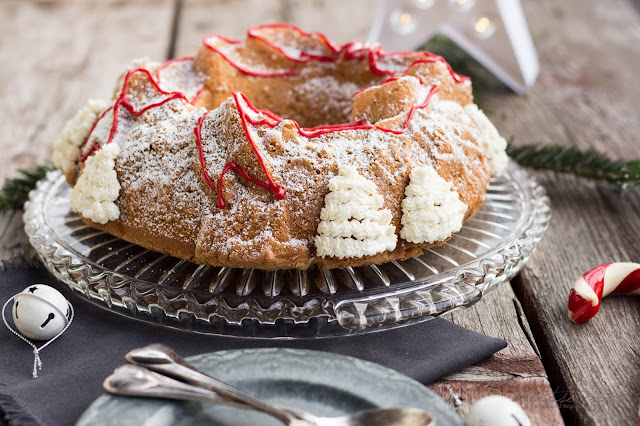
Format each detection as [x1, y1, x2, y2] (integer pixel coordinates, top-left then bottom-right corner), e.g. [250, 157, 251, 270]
[0, 164, 55, 214]
[507, 144, 640, 190]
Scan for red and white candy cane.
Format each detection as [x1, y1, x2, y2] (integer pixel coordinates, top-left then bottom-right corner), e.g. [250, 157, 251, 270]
[568, 262, 640, 323]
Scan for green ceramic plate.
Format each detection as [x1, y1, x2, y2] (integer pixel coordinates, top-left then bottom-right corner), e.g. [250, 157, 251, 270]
[76, 348, 462, 426]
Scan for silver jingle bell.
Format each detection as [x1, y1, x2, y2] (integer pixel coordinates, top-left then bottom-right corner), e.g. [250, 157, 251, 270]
[465, 395, 531, 426]
[12, 284, 71, 341]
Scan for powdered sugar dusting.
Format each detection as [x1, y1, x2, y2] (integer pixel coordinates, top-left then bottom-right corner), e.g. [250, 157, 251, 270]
[65, 26, 490, 269]
[116, 100, 209, 244]
[251, 25, 337, 61]
[288, 71, 361, 124]
[406, 100, 488, 196]
[376, 54, 416, 74]
[204, 35, 296, 76]
[155, 58, 207, 101]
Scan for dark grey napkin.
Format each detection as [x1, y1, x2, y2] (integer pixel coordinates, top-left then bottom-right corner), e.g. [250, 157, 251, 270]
[0, 268, 506, 426]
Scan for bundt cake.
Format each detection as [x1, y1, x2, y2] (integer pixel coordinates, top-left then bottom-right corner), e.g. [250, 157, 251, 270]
[52, 24, 508, 271]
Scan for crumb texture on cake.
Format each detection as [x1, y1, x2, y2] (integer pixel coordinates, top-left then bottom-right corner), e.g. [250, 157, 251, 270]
[315, 166, 397, 259]
[54, 24, 509, 270]
[400, 165, 468, 244]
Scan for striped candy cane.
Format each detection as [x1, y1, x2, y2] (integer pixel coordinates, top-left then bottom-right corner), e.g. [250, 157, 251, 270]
[568, 262, 640, 323]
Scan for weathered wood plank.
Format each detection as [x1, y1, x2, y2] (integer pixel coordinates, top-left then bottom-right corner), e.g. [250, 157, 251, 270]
[173, 0, 378, 57]
[433, 284, 565, 426]
[480, 0, 640, 424]
[513, 181, 640, 426]
[0, 0, 176, 184]
[4, 1, 637, 424]
[174, 1, 563, 424]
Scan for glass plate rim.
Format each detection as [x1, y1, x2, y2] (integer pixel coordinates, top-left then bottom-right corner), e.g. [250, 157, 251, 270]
[23, 161, 550, 337]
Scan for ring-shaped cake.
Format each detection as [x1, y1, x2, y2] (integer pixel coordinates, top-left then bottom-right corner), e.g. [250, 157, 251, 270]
[52, 24, 508, 271]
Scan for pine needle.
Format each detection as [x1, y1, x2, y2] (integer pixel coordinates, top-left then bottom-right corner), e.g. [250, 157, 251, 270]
[0, 164, 55, 214]
[507, 144, 640, 190]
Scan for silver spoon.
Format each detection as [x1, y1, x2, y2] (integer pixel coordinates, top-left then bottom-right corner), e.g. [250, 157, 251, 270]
[123, 344, 435, 426]
[104, 365, 432, 426]
[104, 364, 247, 408]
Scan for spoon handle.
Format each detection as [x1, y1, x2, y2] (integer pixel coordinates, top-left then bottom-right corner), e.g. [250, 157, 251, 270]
[126, 344, 316, 425]
[103, 365, 248, 408]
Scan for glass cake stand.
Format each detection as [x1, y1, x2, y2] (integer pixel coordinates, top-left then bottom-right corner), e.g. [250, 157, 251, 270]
[23, 162, 550, 338]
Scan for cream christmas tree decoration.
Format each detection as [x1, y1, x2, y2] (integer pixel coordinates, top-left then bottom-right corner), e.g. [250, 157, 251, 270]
[315, 166, 397, 259]
[70, 143, 121, 224]
[400, 165, 468, 244]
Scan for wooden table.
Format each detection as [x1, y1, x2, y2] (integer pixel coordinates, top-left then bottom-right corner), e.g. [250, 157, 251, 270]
[1, 1, 638, 425]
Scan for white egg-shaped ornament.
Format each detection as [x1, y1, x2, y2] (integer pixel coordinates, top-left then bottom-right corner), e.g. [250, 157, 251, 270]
[465, 395, 531, 426]
[12, 284, 71, 341]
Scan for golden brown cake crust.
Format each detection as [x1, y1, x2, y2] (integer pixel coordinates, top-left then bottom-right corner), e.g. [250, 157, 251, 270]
[64, 24, 490, 271]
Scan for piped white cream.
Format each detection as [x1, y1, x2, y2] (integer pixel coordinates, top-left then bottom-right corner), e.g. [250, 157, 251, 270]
[52, 99, 109, 172]
[70, 143, 121, 224]
[315, 166, 397, 259]
[400, 165, 467, 244]
[464, 104, 508, 176]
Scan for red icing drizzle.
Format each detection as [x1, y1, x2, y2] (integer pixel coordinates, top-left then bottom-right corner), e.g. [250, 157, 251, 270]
[154, 56, 194, 80]
[193, 111, 216, 192]
[233, 92, 373, 137]
[79, 24, 457, 210]
[203, 23, 469, 83]
[374, 85, 439, 135]
[193, 96, 286, 210]
[247, 24, 342, 62]
[353, 76, 405, 97]
[203, 34, 297, 77]
[154, 56, 206, 105]
[372, 53, 468, 84]
[191, 88, 205, 104]
[80, 106, 115, 162]
[197, 86, 439, 208]
[197, 25, 466, 207]
[79, 68, 191, 161]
